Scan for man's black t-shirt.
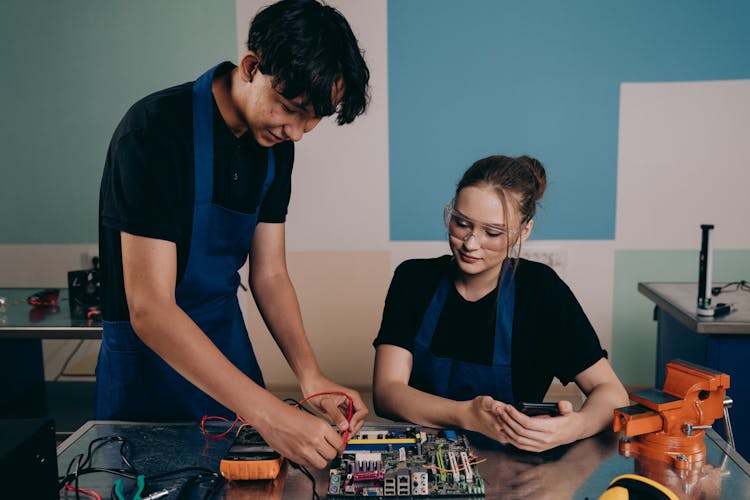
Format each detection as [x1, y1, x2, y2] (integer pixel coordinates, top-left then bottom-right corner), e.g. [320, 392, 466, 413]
[374, 256, 607, 403]
[99, 62, 294, 321]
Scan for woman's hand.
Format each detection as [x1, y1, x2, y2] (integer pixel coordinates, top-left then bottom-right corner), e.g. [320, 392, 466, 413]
[461, 395, 512, 442]
[495, 400, 585, 452]
[494, 359, 629, 452]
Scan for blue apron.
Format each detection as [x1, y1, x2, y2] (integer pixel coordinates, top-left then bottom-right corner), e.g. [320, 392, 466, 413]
[409, 260, 516, 405]
[95, 64, 273, 420]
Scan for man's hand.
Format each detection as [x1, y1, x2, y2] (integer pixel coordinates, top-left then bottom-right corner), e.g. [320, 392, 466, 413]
[252, 402, 345, 470]
[299, 373, 369, 439]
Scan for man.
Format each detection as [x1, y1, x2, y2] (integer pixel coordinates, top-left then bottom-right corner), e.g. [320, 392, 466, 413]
[97, 0, 370, 469]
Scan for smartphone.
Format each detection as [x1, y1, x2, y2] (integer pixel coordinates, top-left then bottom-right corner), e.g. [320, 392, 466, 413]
[220, 426, 284, 480]
[515, 402, 560, 417]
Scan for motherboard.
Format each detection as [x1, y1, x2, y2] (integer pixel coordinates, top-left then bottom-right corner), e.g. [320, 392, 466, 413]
[327, 426, 485, 497]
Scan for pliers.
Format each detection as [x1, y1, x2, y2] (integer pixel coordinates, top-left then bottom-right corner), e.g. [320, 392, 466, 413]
[113, 475, 145, 500]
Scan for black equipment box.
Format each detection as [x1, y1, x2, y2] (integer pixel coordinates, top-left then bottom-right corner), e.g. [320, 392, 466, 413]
[68, 257, 101, 319]
[0, 418, 58, 499]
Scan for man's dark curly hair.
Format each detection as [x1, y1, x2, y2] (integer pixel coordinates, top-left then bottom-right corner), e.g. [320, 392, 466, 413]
[247, 0, 370, 125]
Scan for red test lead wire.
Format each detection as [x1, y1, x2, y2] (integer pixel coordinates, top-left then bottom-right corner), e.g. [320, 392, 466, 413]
[296, 391, 355, 446]
[200, 413, 244, 439]
[64, 484, 103, 500]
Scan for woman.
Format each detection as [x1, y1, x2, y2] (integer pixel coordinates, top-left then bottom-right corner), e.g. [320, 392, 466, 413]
[373, 155, 628, 451]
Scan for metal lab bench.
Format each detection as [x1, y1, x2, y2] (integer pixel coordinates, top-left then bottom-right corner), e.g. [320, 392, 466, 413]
[55, 420, 750, 499]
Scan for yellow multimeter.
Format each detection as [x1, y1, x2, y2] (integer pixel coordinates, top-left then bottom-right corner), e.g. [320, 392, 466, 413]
[220, 426, 284, 480]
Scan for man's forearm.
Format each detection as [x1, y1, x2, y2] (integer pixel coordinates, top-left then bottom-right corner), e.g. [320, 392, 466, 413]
[250, 271, 322, 381]
[130, 302, 284, 424]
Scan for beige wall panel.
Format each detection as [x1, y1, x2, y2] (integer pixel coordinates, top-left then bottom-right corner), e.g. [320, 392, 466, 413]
[238, 250, 391, 389]
[0, 244, 98, 287]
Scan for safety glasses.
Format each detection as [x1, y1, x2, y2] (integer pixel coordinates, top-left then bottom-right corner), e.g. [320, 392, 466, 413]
[443, 201, 518, 250]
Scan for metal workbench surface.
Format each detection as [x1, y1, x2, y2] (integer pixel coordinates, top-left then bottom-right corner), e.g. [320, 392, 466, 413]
[55, 420, 750, 499]
[639, 282, 750, 334]
[0, 288, 101, 339]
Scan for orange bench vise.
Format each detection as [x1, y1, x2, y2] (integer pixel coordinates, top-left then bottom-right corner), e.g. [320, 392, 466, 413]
[613, 359, 732, 469]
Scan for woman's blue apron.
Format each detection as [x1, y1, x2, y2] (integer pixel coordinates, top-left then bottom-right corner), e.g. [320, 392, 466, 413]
[95, 64, 273, 420]
[409, 260, 516, 405]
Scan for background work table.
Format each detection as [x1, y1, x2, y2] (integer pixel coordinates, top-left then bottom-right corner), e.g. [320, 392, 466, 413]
[639, 282, 750, 458]
[638, 282, 750, 335]
[56, 420, 750, 499]
[0, 288, 101, 432]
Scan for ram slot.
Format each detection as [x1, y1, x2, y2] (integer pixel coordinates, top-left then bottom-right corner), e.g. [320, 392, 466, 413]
[448, 451, 460, 483]
[460, 451, 473, 483]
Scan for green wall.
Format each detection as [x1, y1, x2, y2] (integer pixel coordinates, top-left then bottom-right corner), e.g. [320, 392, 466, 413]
[0, 0, 237, 243]
[612, 250, 750, 386]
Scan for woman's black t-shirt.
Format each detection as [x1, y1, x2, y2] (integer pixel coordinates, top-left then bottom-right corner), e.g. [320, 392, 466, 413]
[374, 256, 607, 403]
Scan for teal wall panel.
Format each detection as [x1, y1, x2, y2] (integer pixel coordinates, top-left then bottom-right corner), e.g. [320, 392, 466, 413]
[0, 0, 236, 243]
[388, 0, 750, 241]
[612, 250, 750, 386]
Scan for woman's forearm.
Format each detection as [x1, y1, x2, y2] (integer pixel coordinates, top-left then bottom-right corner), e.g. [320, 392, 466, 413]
[575, 382, 630, 440]
[374, 380, 470, 429]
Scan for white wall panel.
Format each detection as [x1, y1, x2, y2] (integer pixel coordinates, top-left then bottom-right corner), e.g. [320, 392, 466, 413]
[616, 80, 750, 250]
[236, 0, 389, 251]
